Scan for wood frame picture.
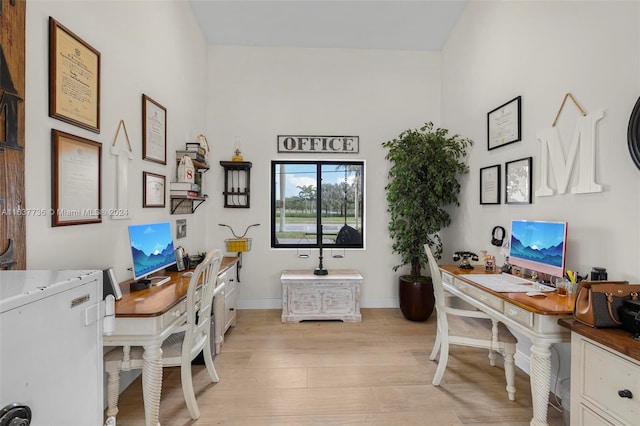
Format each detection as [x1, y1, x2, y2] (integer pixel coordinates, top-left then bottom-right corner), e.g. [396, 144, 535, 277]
[505, 157, 532, 205]
[51, 129, 102, 226]
[142, 94, 167, 164]
[49, 17, 101, 133]
[480, 164, 501, 205]
[143, 171, 166, 208]
[488, 96, 521, 150]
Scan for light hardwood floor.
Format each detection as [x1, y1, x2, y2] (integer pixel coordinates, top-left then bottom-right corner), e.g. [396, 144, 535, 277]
[111, 308, 564, 425]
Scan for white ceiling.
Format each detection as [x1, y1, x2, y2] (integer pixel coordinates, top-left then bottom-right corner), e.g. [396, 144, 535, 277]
[188, 1, 468, 51]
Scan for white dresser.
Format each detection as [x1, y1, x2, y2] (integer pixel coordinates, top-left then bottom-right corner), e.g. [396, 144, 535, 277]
[561, 319, 640, 426]
[281, 269, 362, 322]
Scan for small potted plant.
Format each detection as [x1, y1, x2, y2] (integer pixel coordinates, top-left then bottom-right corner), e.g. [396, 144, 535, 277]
[383, 122, 472, 321]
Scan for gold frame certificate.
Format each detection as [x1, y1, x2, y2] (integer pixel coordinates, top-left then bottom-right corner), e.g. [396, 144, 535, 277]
[51, 130, 102, 226]
[49, 17, 101, 133]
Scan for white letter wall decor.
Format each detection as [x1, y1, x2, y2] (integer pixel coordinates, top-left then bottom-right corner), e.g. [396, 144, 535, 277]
[536, 110, 604, 196]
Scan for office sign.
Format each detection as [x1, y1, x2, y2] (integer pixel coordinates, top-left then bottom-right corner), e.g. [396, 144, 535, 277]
[277, 135, 359, 154]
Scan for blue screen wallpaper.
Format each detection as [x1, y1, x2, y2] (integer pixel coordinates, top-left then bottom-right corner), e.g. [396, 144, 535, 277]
[128, 222, 175, 278]
[510, 221, 565, 267]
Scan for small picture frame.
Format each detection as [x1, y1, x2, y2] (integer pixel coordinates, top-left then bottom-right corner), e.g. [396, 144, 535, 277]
[176, 219, 187, 239]
[48, 17, 101, 133]
[505, 157, 532, 204]
[143, 171, 166, 208]
[142, 94, 167, 164]
[488, 96, 521, 150]
[480, 164, 501, 205]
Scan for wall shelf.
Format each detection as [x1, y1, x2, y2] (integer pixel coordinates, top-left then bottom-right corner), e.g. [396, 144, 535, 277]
[220, 161, 252, 208]
[170, 195, 206, 214]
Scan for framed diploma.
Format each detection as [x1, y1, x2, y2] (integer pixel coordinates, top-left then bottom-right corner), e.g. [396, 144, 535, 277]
[51, 130, 102, 226]
[49, 17, 101, 133]
[487, 96, 521, 150]
[143, 171, 166, 208]
[480, 164, 501, 205]
[505, 157, 532, 205]
[142, 95, 167, 164]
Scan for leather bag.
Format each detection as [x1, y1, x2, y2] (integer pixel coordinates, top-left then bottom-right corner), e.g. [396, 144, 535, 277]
[574, 280, 640, 328]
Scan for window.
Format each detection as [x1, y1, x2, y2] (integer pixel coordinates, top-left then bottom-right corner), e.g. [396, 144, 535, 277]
[271, 161, 364, 249]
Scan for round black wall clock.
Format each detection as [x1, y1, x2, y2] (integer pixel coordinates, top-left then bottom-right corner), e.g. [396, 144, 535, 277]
[629, 96, 640, 171]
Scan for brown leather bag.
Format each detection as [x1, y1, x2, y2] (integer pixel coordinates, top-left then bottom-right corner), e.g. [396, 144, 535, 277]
[574, 280, 640, 327]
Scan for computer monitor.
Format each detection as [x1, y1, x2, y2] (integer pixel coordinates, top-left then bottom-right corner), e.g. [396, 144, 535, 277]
[509, 220, 568, 279]
[128, 222, 176, 282]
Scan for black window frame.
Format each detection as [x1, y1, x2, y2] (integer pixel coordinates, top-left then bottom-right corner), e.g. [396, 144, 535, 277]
[271, 160, 364, 249]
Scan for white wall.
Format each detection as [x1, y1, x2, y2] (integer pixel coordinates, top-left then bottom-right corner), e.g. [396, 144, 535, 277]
[440, 0, 640, 381]
[25, 0, 208, 282]
[205, 46, 442, 308]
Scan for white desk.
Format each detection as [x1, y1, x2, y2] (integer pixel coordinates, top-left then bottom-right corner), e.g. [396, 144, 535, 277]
[104, 257, 238, 426]
[439, 265, 574, 426]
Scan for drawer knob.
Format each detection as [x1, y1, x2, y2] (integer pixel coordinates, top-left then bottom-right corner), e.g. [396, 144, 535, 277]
[618, 389, 633, 399]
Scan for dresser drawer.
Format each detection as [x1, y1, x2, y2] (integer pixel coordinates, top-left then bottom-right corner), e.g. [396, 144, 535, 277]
[503, 303, 534, 327]
[576, 403, 615, 426]
[580, 340, 640, 425]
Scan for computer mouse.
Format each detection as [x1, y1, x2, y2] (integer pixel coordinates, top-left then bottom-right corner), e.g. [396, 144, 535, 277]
[526, 291, 547, 297]
[182, 271, 194, 278]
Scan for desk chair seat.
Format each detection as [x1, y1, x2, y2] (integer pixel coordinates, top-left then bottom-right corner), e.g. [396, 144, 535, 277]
[425, 244, 517, 401]
[105, 249, 223, 422]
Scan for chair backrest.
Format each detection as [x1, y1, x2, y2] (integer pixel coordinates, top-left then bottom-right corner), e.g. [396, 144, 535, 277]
[424, 244, 447, 312]
[183, 249, 223, 359]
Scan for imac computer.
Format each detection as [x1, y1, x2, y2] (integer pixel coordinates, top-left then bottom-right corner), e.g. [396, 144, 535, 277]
[509, 220, 568, 280]
[128, 222, 176, 287]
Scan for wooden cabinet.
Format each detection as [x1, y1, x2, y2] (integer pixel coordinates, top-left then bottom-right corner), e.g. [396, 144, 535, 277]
[213, 260, 238, 354]
[567, 326, 640, 425]
[281, 270, 362, 322]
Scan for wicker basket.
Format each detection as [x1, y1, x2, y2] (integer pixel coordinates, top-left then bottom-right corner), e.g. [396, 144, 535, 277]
[225, 238, 252, 252]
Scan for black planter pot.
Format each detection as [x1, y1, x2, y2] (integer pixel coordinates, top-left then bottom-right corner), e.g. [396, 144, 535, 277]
[399, 275, 435, 322]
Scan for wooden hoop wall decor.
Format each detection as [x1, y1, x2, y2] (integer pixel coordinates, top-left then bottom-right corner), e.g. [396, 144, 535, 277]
[628, 96, 640, 171]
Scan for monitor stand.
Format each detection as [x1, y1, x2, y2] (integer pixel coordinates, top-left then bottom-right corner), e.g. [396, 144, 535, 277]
[130, 278, 151, 291]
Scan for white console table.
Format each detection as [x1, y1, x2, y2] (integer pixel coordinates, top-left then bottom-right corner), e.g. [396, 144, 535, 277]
[281, 269, 362, 322]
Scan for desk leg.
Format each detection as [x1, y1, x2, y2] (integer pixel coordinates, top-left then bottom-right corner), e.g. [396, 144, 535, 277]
[529, 340, 552, 426]
[142, 342, 163, 426]
[214, 292, 225, 354]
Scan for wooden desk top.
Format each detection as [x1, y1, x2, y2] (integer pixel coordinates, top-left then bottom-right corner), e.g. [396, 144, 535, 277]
[559, 318, 640, 362]
[114, 256, 238, 318]
[440, 264, 574, 316]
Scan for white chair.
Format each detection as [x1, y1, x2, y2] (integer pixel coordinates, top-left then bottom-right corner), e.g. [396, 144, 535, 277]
[424, 244, 517, 400]
[105, 248, 224, 421]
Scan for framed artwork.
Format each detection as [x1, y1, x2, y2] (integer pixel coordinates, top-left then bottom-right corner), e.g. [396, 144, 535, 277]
[51, 129, 102, 226]
[488, 96, 521, 150]
[480, 164, 501, 205]
[505, 157, 532, 205]
[49, 17, 101, 133]
[176, 219, 187, 239]
[143, 171, 166, 208]
[142, 94, 167, 164]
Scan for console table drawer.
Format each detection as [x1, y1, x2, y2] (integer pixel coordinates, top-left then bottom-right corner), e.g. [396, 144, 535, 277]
[504, 303, 534, 328]
[580, 340, 640, 425]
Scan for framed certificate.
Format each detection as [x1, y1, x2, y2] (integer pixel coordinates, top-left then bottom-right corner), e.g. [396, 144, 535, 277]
[142, 94, 167, 164]
[505, 157, 532, 205]
[49, 18, 101, 133]
[143, 171, 165, 208]
[480, 164, 501, 205]
[488, 96, 521, 150]
[51, 130, 102, 226]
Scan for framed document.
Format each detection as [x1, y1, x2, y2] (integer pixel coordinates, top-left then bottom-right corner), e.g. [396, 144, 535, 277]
[49, 17, 101, 133]
[480, 164, 501, 205]
[143, 171, 166, 208]
[51, 130, 102, 226]
[505, 157, 532, 205]
[488, 96, 521, 150]
[142, 95, 167, 164]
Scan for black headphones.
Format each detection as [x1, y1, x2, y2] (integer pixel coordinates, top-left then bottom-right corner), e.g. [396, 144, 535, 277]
[491, 226, 506, 247]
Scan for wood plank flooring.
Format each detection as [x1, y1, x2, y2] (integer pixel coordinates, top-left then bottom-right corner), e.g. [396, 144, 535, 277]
[111, 308, 564, 425]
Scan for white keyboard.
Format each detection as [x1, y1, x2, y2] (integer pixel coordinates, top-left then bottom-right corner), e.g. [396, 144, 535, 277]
[151, 276, 171, 287]
[459, 273, 555, 293]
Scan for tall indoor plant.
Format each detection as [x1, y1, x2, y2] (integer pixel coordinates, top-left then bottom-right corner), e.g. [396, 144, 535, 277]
[383, 122, 472, 321]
